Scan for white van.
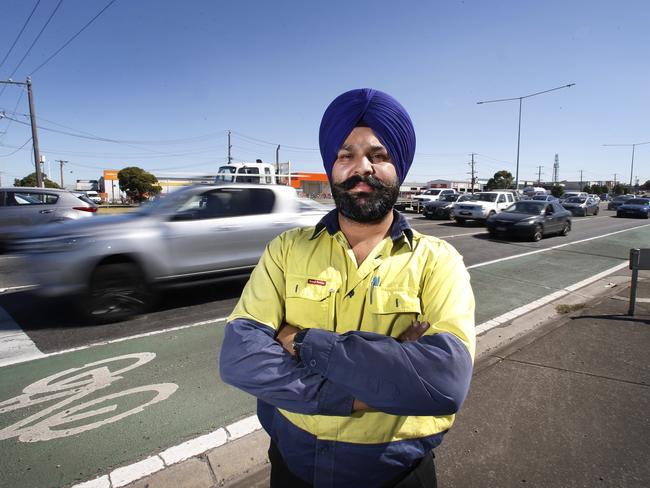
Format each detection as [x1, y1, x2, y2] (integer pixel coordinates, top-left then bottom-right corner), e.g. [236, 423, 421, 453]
[84, 190, 102, 203]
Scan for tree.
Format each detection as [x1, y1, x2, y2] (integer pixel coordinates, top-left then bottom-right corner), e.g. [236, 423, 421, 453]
[550, 185, 564, 198]
[582, 185, 592, 193]
[485, 170, 514, 190]
[641, 180, 650, 191]
[14, 172, 61, 188]
[117, 167, 161, 203]
[612, 183, 628, 195]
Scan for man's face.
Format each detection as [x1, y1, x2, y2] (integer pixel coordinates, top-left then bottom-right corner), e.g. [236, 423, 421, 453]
[330, 127, 400, 223]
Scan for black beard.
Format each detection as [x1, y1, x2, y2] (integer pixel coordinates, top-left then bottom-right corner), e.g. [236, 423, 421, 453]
[331, 174, 400, 223]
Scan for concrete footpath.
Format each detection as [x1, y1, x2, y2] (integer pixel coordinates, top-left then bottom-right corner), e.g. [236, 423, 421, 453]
[113, 269, 649, 488]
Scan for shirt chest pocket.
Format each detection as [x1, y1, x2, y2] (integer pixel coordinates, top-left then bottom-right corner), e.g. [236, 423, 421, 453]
[285, 274, 337, 330]
[366, 288, 422, 337]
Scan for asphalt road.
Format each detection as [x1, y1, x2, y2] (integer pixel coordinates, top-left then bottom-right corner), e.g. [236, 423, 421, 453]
[0, 206, 648, 354]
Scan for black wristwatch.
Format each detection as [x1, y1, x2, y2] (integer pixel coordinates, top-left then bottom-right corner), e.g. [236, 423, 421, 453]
[292, 329, 309, 360]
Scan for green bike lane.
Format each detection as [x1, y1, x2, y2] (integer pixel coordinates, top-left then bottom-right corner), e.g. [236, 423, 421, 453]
[1, 224, 648, 488]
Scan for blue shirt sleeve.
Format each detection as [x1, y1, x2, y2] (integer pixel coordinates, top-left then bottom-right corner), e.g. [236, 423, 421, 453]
[220, 318, 355, 416]
[298, 328, 473, 416]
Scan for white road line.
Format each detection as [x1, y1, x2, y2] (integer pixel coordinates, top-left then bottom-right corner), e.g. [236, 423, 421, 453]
[467, 223, 650, 270]
[0, 316, 229, 368]
[0, 306, 44, 367]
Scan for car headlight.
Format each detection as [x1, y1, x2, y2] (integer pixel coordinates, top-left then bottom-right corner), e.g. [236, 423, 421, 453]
[515, 217, 537, 225]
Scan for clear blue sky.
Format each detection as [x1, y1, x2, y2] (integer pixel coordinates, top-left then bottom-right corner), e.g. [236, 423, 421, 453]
[1, 0, 648, 188]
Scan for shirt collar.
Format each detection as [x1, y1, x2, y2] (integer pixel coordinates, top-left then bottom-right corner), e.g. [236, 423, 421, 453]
[311, 208, 414, 248]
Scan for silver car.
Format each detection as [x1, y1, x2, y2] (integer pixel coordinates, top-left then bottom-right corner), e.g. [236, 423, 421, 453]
[1, 187, 97, 250]
[11, 184, 327, 323]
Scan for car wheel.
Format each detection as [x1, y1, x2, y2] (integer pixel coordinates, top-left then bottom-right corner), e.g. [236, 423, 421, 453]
[455, 217, 466, 225]
[646, 210, 650, 219]
[83, 263, 155, 324]
[531, 225, 543, 242]
[594, 207, 599, 215]
[560, 221, 571, 236]
[583, 209, 588, 217]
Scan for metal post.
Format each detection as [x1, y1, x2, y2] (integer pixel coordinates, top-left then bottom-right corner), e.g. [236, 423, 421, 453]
[515, 97, 522, 192]
[276, 145, 280, 175]
[628, 248, 640, 316]
[26, 78, 43, 187]
[629, 145, 635, 188]
[227, 130, 232, 164]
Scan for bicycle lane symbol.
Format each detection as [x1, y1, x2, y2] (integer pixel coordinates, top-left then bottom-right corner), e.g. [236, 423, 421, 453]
[0, 352, 178, 443]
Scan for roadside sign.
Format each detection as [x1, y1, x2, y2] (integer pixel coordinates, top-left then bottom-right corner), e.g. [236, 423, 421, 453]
[103, 170, 119, 180]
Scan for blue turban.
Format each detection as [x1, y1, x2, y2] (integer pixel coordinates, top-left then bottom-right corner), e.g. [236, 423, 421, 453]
[319, 88, 416, 184]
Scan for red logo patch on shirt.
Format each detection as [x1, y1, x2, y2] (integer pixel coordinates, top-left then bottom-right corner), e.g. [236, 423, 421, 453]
[307, 279, 326, 286]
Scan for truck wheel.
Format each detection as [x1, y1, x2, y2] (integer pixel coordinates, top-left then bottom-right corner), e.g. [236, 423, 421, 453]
[531, 225, 543, 242]
[83, 263, 155, 324]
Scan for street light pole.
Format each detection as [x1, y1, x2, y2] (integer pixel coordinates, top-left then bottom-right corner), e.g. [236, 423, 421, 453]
[0, 77, 43, 187]
[602, 141, 649, 188]
[477, 83, 575, 192]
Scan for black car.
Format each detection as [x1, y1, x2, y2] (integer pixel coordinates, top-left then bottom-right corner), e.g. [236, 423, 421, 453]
[422, 193, 474, 219]
[486, 201, 572, 242]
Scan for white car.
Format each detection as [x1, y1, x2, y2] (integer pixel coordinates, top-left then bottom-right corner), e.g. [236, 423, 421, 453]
[84, 191, 102, 204]
[451, 191, 516, 224]
[412, 188, 457, 204]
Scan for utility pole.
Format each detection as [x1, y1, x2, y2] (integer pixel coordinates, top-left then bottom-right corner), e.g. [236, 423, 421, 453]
[468, 153, 477, 193]
[536, 165, 543, 185]
[553, 154, 559, 184]
[579, 170, 583, 189]
[276, 145, 280, 175]
[227, 130, 232, 164]
[57, 159, 68, 188]
[0, 77, 42, 186]
[613, 173, 617, 186]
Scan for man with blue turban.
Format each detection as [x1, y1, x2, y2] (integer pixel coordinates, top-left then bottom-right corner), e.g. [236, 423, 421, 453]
[221, 89, 476, 487]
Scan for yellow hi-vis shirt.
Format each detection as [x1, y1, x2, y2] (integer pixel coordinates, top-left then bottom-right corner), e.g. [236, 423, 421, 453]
[227, 210, 475, 447]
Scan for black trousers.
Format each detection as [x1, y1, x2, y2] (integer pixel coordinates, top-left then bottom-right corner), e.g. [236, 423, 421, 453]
[268, 441, 437, 488]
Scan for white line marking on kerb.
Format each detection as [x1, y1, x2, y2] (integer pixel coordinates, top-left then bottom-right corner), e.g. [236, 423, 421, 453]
[71, 416, 262, 488]
[467, 223, 650, 270]
[474, 261, 629, 335]
[0, 316, 229, 368]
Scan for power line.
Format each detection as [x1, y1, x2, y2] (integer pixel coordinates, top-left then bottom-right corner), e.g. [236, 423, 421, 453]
[4, 0, 63, 80]
[29, 0, 119, 75]
[0, 137, 31, 157]
[0, 0, 42, 71]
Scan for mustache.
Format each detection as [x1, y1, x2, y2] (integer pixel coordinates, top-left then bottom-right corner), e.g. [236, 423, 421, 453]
[335, 175, 390, 191]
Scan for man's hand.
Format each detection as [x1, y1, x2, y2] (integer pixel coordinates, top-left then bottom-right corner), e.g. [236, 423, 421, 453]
[397, 320, 430, 342]
[276, 323, 300, 356]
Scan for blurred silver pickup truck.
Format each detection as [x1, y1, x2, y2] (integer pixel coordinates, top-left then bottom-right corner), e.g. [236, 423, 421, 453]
[11, 184, 328, 323]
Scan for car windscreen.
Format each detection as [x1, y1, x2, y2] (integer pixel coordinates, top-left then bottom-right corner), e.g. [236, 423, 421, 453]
[565, 197, 586, 203]
[424, 189, 441, 195]
[624, 199, 649, 205]
[504, 202, 545, 214]
[532, 195, 549, 200]
[476, 193, 497, 202]
[440, 194, 457, 202]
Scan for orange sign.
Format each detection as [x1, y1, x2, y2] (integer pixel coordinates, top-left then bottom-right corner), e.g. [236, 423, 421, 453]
[103, 169, 119, 180]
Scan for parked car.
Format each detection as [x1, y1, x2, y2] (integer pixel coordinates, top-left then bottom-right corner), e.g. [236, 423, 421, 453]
[1, 187, 97, 250]
[588, 194, 601, 203]
[558, 191, 588, 203]
[561, 196, 600, 216]
[531, 195, 558, 202]
[616, 198, 650, 219]
[451, 191, 516, 224]
[84, 190, 102, 204]
[422, 193, 475, 219]
[486, 200, 572, 241]
[412, 188, 457, 204]
[10, 184, 328, 323]
[607, 194, 635, 210]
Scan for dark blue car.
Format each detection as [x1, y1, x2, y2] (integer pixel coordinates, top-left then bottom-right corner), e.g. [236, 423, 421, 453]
[616, 198, 650, 219]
